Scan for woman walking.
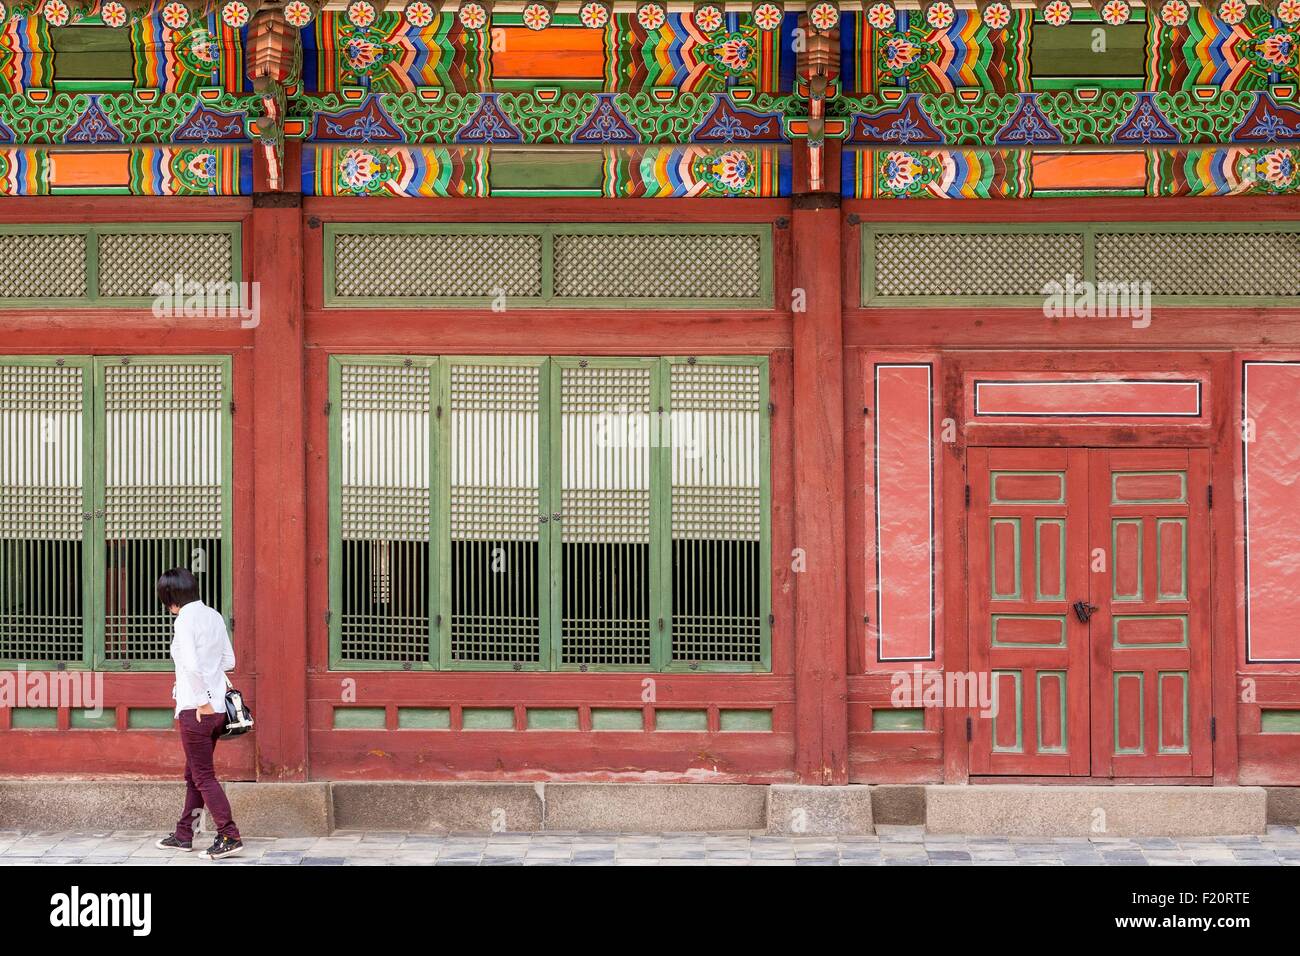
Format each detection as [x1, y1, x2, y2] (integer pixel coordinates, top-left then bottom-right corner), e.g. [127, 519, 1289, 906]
[152, 568, 243, 861]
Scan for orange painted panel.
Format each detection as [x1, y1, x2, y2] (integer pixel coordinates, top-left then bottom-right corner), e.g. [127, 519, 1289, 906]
[49, 150, 129, 187]
[1031, 151, 1146, 190]
[491, 26, 605, 79]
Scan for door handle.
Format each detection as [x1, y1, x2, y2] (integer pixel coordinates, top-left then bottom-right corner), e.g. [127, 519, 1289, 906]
[1072, 601, 1098, 624]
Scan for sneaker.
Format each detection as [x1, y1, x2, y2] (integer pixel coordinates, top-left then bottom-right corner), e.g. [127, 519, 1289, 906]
[155, 834, 193, 851]
[203, 835, 243, 861]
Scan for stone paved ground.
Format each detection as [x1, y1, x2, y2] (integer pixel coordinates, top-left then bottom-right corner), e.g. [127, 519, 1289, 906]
[1, 825, 1298, 865]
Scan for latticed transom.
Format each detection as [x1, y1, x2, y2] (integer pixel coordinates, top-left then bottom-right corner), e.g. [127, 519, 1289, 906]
[338, 362, 432, 664]
[333, 232, 544, 299]
[553, 232, 764, 300]
[670, 363, 763, 664]
[0, 233, 87, 299]
[1096, 231, 1300, 297]
[560, 364, 652, 667]
[102, 362, 227, 664]
[0, 363, 85, 664]
[449, 362, 542, 664]
[98, 232, 234, 298]
[872, 231, 1086, 297]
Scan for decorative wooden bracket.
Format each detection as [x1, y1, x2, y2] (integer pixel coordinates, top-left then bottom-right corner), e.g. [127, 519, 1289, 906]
[246, 4, 303, 192]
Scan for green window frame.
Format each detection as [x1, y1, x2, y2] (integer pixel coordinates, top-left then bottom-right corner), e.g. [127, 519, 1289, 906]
[861, 221, 1300, 308]
[0, 355, 234, 671]
[322, 223, 775, 310]
[328, 354, 771, 673]
[0, 223, 243, 309]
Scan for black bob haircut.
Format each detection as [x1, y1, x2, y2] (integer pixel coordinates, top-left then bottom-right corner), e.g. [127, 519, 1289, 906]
[157, 568, 201, 610]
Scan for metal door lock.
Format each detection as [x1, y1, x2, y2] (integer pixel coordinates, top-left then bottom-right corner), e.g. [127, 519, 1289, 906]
[1072, 601, 1098, 623]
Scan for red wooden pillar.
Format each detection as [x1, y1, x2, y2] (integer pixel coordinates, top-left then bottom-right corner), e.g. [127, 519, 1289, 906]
[791, 140, 849, 784]
[249, 143, 308, 780]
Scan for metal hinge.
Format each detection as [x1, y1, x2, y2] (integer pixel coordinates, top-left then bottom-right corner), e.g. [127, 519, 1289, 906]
[965, 485, 971, 508]
[1211, 716, 1216, 742]
[323, 401, 331, 416]
[767, 613, 775, 627]
[767, 402, 775, 416]
[657, 618, 664, 631]
[324, 610, 331, 624]
[229, 401, 236, 415]
[228, 617, 235, 632]
[1208, 485, 1213, 509]
[436, 405, 443, 419]
[966, 716, 973, 742]
[436, 614, 443, 628]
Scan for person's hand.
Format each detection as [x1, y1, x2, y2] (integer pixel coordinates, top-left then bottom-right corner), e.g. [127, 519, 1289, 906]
[196, 704, 216, 716]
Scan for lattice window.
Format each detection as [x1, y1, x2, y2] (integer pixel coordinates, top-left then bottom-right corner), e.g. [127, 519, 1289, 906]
[325, 224, 772, 307]
[447, 361, 543, 665]
[1096, 231, 1300, 298]
[559, 362, 654, 667]
[869, 230, 1086, 298]
[97, 231, 235, 299]
[552, 231, 766, 302]
[0, 356, 231, 669]
[331, 231, 544, 300]
[102, 360, 229, 665]
[335, 361, 433, 666]
[0, 361, 88, 664]
[669, 361, 766, 665]
[327, 355, 770, 672]
[0, 233, 88, 299]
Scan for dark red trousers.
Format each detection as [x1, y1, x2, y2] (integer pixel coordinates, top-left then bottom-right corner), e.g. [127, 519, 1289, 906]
[175, 709, 240, 842]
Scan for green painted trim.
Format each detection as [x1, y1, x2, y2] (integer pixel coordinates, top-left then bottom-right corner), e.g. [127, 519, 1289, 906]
[526, 707, 580, 730]
[1111, 518, 1145, 603]
[127, 707, 175, 729]
[461, 707, 516, 730]
[871, 708, 923, 732]
[720, 709, 774, 732]
[1156, 518, 1188, 601]
[991, 670, 1023, 754]
[397, 707, 451, 729]
[990, 471, 1065, 505]
[591, 708, 644, 731]
[1035, 518, 1066, 602]
[333, 707, 386, 729]
[990, 517, 1021, 601]
[1157, 670, 1190, 754]
[655, 708, 709, 731]
[1112, 614, 1189, 649]
[70, 708, 116, 729]
[322, 222, 774, 311]
[1113, 671, 1145, 755]
[861, 221, 1300, 309]
[1261, 709, 1300, 733]
[1036, 671, 1068, 755]
[10, 708, 58, 729]
[0, 223, 242, 310]
[991, 614, 1067, 649]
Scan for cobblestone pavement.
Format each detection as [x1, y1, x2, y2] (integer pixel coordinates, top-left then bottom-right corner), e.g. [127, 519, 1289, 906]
[2, 825, 1298, 865]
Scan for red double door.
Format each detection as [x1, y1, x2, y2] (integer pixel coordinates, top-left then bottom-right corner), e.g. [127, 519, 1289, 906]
[968, 448, 1212, 777]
